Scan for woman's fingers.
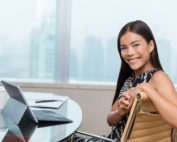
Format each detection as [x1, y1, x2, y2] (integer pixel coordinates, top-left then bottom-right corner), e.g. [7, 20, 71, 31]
[121, 99, 129, 106]
[118, 88, 140, 113]
[118, 84, 152, 114]
[118, 98, 131, 109]
[122, 92, 131, 100]
[119, 104, 129, 110]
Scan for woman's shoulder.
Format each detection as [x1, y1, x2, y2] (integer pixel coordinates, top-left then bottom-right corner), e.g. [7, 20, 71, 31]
[151, 70, 170, 81]
[150, 70, 174, 91]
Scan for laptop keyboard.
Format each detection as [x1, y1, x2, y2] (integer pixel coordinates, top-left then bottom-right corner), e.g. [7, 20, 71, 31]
[32, 110, 69, 122]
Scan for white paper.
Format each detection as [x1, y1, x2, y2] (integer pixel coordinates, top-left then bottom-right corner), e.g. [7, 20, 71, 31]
[24, 92, 69, 109]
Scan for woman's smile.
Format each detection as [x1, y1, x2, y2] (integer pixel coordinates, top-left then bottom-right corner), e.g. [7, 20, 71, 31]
[128, 57, 141, 64]
[120, 31, 154, 74]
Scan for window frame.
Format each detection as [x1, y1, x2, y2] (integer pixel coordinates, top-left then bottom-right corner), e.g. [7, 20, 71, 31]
[55, 0, 72, 82]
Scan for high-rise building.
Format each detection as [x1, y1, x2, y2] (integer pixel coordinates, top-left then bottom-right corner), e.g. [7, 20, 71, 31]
[30, 14, 56, 79]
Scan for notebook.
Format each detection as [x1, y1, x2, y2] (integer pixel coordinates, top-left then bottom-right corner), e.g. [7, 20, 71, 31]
[25, 92, 69, 109]
[1, 80, 72, 124]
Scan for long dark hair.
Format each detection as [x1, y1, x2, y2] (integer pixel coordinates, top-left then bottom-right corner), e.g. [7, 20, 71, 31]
[112, 20, 163, 105]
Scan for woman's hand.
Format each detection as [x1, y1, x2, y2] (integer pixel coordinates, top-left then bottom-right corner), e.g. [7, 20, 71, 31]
[107, 88, 137, 126]
[135, 82, 154, 93]
[118, 88, 136, 116]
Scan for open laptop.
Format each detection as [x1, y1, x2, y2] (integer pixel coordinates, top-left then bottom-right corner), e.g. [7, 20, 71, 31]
[1, 80, 72, 124]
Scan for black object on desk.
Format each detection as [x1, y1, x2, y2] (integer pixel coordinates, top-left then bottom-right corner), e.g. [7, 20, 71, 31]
[1, 80, 72, 125]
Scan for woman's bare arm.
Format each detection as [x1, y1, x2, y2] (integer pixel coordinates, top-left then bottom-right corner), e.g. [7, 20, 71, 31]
[137, 71, 177, 128]
[107, 99, 124, 126]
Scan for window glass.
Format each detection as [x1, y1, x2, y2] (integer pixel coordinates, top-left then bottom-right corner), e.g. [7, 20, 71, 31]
[1, 0, 177, 84]
[0, 0, 56, 79]
[70, 0, 177, 83]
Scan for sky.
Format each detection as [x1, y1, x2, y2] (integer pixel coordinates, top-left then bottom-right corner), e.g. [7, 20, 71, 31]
[71, 0, 177, 44]
[1, 0, 177, 44]
[0, 0, 55, 44]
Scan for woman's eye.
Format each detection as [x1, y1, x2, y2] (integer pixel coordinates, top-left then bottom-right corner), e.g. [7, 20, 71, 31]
[133, 44, 140, 47]
[121, 47, 126, 50]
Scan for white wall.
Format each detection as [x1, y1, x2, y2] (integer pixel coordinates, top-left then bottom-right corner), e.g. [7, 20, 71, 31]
[12, 82, 116, 136]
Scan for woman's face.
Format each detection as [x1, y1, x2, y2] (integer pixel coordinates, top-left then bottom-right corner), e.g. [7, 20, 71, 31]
[120, 31, 154, 73]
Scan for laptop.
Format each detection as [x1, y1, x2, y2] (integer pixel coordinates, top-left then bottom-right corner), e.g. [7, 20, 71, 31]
[1, 80, 72, 124]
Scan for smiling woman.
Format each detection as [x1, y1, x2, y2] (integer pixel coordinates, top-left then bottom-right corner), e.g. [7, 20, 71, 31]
[120, 32, 154, 76]
[73, 20, 177, 142]
[106, 20, 165, 141]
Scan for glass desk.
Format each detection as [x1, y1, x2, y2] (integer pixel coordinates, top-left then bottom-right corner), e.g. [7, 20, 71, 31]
[0, 98, 82, 142]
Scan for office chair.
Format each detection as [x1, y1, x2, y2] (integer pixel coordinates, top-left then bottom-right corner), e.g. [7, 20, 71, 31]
[74, 92, 176, 142]
[121, 92, 176, 142]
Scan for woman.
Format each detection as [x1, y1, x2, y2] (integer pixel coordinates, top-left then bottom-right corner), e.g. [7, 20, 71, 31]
[106, 20, 177, 141]
[74, 20, 177, 141]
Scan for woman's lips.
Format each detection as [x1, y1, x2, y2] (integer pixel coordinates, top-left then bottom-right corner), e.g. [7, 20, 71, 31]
[128, 57, 140, 64]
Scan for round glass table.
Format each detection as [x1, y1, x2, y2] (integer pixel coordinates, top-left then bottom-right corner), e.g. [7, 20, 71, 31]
[0, 98, 82, 142]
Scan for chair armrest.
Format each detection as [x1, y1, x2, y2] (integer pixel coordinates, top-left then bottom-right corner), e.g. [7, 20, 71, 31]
[136, 92, 149, 101]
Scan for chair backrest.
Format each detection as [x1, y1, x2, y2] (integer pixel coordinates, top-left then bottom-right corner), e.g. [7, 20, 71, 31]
[121, 92, 175, 142]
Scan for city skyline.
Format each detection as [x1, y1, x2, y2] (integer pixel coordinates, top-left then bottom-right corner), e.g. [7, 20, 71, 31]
[0, 0, 177, 84]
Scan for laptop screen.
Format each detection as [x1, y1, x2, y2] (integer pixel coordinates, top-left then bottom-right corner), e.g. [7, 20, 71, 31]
[1, 81, 27, 104]
[1, 80, 38, 123]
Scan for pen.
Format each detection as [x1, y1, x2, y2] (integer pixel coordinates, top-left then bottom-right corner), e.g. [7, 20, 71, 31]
[35, 100, 63, 103]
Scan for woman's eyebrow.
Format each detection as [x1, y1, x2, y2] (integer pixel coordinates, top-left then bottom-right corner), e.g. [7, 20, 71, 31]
[120, 44, 126, 47]
[120, 40, 141, 47]
[131, 40, 141, 44]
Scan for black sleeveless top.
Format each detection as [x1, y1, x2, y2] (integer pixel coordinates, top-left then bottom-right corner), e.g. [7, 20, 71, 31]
[107, 69, 159, 141]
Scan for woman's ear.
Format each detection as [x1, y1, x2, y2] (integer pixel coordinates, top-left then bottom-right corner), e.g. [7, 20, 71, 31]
[149, 40, 155, 53]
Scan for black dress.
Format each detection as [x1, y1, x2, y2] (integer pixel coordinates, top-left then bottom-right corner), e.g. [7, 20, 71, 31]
[74, 69, 159, 142]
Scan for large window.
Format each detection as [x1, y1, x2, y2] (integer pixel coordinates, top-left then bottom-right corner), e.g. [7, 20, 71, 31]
[1, 0, 177, 84]
[0, 0, 56, 80]
[70, 0, 177, 83]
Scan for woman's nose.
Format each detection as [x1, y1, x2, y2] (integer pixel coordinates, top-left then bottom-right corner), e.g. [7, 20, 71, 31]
[127, 47, 135, 56]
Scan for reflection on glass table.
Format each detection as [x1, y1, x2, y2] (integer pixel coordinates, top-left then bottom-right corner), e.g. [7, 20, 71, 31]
[2, 116, 36, 142]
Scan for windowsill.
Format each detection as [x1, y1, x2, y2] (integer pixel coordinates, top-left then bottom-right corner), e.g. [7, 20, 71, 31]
[1, 78, 177, 90]
[0, 79, 116, 90]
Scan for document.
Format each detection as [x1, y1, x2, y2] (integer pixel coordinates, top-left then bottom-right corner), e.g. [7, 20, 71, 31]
[24, 92, 69, 109]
